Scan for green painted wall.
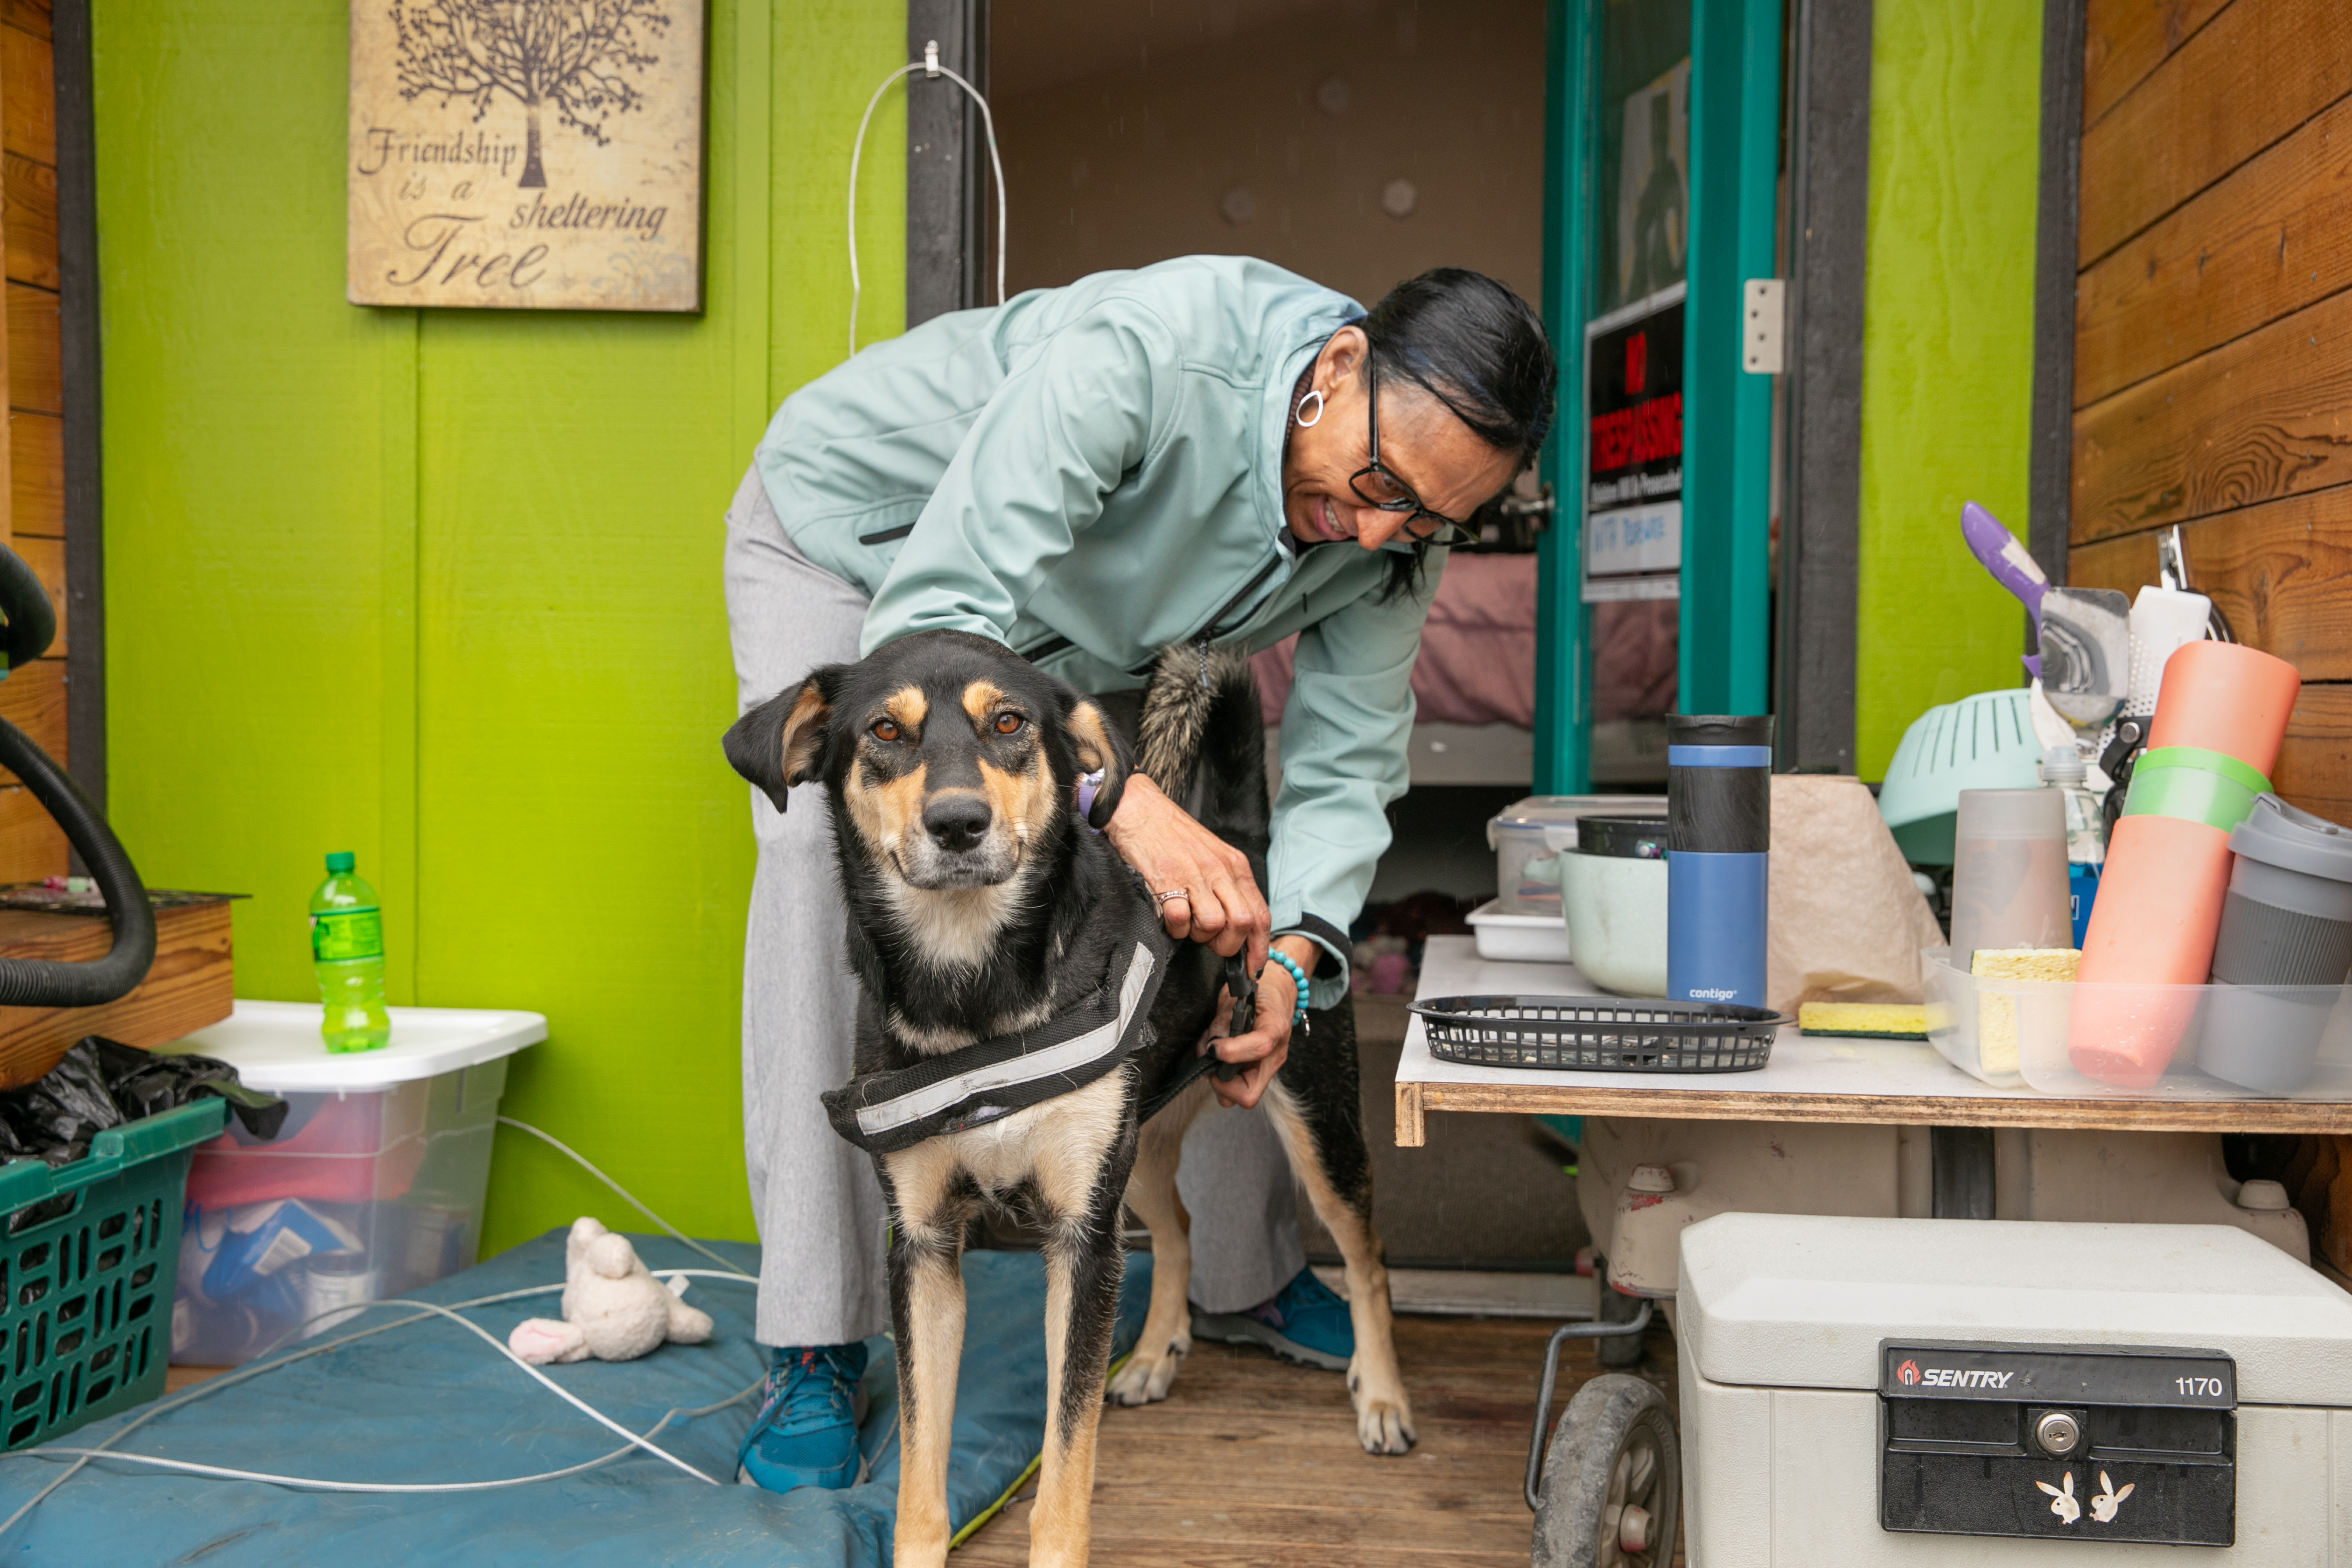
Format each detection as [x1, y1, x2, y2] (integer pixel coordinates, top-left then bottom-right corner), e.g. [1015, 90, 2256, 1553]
[1854, 0, 2044, 777]
[95, 0, 905, 1255]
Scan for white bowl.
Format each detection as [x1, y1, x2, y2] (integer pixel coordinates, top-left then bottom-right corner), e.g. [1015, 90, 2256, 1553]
[1560, 852, 1668, 996]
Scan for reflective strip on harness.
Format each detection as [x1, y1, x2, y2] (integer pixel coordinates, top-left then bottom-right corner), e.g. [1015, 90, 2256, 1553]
[821, 888, 1178, 1156]
[854, 942, 1160, 1138]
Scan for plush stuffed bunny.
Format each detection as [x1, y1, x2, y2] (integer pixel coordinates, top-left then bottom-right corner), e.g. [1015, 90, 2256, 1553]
[507, 1216, 714, 1365]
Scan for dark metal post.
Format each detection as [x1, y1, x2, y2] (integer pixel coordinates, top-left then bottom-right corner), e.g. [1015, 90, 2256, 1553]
[1776, 0, 1871, 774]
[54, 0, 104, 812]
[906, 0, 988, 329]
[2027, 0, 2086, 589]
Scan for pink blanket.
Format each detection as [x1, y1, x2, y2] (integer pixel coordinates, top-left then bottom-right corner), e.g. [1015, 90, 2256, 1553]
[1252, 552, 1538, 729]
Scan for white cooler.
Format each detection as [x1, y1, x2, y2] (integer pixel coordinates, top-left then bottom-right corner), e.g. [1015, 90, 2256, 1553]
[1677, 1213, 2352, 1563]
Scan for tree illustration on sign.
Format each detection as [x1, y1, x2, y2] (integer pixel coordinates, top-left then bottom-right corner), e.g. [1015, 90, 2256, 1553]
[391, 0, 670, 189]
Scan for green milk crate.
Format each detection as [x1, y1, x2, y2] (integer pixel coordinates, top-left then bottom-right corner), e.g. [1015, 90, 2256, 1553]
[0, 1097, 226, 1450]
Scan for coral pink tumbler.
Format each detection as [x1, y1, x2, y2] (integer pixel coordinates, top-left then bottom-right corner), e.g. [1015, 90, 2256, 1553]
[2069, 641, 2301, 1086]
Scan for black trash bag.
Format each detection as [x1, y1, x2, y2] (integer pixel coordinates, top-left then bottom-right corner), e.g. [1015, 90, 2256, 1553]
[91, 1037, 286, 1142]
[1, 1041, 123, 1166]
[0, 1036, 286, 1167]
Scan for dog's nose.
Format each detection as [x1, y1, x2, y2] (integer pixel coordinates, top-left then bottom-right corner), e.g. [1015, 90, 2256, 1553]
[923, 794, 993, 853]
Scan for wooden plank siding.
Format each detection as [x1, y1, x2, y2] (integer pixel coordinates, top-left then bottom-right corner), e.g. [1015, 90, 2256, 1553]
[2076, 92, 2352, 408]
[2078, 0, 2352, 267]
[2075, 0, 2352, 1271]
[2081, 0, 2233, 131]
[0, 2, 63, 882]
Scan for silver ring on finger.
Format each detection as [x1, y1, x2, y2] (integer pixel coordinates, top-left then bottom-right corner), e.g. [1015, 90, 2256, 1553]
[1154, 887, 1190, 906]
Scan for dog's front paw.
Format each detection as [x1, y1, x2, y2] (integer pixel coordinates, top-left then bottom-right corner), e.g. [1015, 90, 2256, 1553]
[1349, 1366, 1416, 1455]
[1106, 1333, 1190, 1406]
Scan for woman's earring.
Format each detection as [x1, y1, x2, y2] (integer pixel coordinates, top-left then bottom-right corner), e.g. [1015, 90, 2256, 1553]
[1294, 388, 1325, 428]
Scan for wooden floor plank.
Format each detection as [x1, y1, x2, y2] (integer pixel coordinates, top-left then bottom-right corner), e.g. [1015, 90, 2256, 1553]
[956, 1312, 1683, 1563]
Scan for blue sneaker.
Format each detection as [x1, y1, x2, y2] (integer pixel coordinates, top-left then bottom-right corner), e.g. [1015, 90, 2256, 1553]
[737, 1341, 871, 1491]
[1192, 1267, 1354, 1371]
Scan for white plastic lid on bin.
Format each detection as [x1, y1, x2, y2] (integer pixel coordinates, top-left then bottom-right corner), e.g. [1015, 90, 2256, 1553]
[1678, 1213, 2352, 1407]
[164, 1000, 547, 1093]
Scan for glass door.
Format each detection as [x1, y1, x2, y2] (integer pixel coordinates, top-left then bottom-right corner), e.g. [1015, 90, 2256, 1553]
[1533, 0, 1781, 793]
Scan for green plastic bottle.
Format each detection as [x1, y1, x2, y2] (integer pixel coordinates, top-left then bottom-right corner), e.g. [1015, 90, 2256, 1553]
[310, 851, 390, 1052]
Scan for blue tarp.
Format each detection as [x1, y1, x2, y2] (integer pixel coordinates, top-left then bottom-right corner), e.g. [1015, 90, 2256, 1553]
[0, 1231, 1151, 1564]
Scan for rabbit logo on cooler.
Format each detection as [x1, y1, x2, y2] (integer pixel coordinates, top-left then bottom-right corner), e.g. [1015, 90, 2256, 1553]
[2090, 1471, 2135, 1524]
[2036, 1471, 2082, 1525]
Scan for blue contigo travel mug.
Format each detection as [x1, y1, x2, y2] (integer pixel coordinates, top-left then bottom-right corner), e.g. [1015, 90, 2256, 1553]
[1666, 714, 1772, 1007]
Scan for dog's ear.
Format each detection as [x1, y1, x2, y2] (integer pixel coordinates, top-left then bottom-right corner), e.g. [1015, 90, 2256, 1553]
[724, 668, 841, 813]
[1062, 691, 1133, 831]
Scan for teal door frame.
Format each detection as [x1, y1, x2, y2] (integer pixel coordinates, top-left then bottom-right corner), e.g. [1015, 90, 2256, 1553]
[1532, 0, 1594, 796]
[1533, 0, 1782, 793]
[1681, 0, 1781, 718]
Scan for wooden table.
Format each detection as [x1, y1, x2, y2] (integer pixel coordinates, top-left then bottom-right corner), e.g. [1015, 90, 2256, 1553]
[1393, 936, 2352, 1146]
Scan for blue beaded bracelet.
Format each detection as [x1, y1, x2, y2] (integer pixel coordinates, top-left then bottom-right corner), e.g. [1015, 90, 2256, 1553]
[1265, 950, 1310, 1024]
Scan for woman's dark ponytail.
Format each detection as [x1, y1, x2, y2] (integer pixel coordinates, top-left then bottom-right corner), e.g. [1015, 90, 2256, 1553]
[1360, 268, 1556, 464]
[1356, 268, 1557, 597]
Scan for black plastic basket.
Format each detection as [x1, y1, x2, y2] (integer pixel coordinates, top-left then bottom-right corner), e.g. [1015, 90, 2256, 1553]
[1411, 994, 1786, 1073]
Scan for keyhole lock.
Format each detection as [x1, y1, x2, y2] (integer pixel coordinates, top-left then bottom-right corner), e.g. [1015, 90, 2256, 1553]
[2036, 1410, 2083, 1456]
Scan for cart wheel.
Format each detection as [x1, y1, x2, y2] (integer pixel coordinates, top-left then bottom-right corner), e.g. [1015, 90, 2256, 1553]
[1531, 1373, 1679, 1568]
[1594, 1259, 1645, 1369]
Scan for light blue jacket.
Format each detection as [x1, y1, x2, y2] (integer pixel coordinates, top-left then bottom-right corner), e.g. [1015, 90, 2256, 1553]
[756, 257, 1444, 994]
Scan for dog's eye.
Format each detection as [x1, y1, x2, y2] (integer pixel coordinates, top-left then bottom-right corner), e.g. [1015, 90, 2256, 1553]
[871, 720, 900, 742]
[994, 713, 1024, 736]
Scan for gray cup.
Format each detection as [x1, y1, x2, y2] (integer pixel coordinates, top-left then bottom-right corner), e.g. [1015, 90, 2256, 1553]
[2200, 795, 2352, 1092]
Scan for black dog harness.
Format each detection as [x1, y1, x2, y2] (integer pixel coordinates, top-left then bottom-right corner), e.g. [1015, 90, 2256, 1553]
[823, 888, 1241, 1156]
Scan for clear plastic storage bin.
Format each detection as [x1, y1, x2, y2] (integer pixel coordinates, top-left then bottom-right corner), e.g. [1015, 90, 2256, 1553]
[1921, 948, 2026, 1087]
[163, 1001, 545, 1364]
[1925, 952, 2352, 1100]
[1486, 795, 1663, 916]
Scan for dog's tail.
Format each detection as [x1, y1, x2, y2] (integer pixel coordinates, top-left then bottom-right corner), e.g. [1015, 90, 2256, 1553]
[1137, 641, 1269, 856]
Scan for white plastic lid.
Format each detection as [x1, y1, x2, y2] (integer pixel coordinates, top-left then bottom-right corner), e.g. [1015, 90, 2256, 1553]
[1679, 1213, 2352, 1406]
[164, 1000, 547, 1092]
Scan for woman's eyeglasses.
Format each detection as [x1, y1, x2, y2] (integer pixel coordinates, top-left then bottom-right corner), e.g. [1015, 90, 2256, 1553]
[1347, 361, 1483, 547]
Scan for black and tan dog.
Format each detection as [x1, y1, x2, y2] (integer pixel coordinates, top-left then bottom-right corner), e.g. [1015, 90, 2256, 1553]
[725, 629, 1411, 1567]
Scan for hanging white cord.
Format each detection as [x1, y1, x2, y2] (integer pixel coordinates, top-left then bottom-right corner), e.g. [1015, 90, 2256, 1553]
[847, 38, 1009, 357]
[497, 1116, 740, 1273]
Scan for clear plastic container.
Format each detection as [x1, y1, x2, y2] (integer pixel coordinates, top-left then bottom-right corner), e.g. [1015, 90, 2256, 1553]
[1921, 949, 2026, 1088]
[1926, 953, 2352, 1100]
[1486, 795, 1664, 916]
[172, 1057, 509, 1363]
[162, 999, 546, 1365]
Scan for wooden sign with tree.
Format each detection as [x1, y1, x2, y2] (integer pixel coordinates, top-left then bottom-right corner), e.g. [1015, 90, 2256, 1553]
[348, 0, 706, 311]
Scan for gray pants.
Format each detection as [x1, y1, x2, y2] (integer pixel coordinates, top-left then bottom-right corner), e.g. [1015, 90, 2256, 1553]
[723, 465, 1303, 1348]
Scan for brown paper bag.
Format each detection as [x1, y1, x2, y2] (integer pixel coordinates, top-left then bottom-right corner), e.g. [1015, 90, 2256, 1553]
[1768, 774, 1946, 1015]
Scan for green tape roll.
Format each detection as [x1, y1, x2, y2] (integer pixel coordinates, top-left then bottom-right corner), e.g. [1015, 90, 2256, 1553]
[2121, 745, 2272, 833]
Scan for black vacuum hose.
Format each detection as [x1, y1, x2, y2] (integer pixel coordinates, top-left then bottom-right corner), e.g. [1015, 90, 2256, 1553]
[0, 548, 51, 676]
[0, 536, 154, 1009]
[0, 718, 155, 1008]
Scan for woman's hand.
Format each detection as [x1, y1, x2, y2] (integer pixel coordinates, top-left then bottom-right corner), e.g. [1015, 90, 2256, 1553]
[1105, 773, 1269, 967]
[1209, 935, 1321, 1109]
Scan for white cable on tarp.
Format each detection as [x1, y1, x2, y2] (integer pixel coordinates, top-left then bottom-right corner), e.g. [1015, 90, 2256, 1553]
[847, 37, 1009, 357]
[28, 1372, 766, 1493]
[0, 1118, 769, 1532]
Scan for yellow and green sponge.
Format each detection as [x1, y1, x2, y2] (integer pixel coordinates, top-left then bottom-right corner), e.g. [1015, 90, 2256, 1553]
[1797, 1002, 1929, 1040]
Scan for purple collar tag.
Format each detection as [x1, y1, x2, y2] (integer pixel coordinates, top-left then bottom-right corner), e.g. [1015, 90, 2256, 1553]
[1074, 770, 1106, 834]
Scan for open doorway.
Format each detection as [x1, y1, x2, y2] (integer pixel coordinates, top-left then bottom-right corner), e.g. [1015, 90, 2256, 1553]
[990, 0, 1559, 911]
